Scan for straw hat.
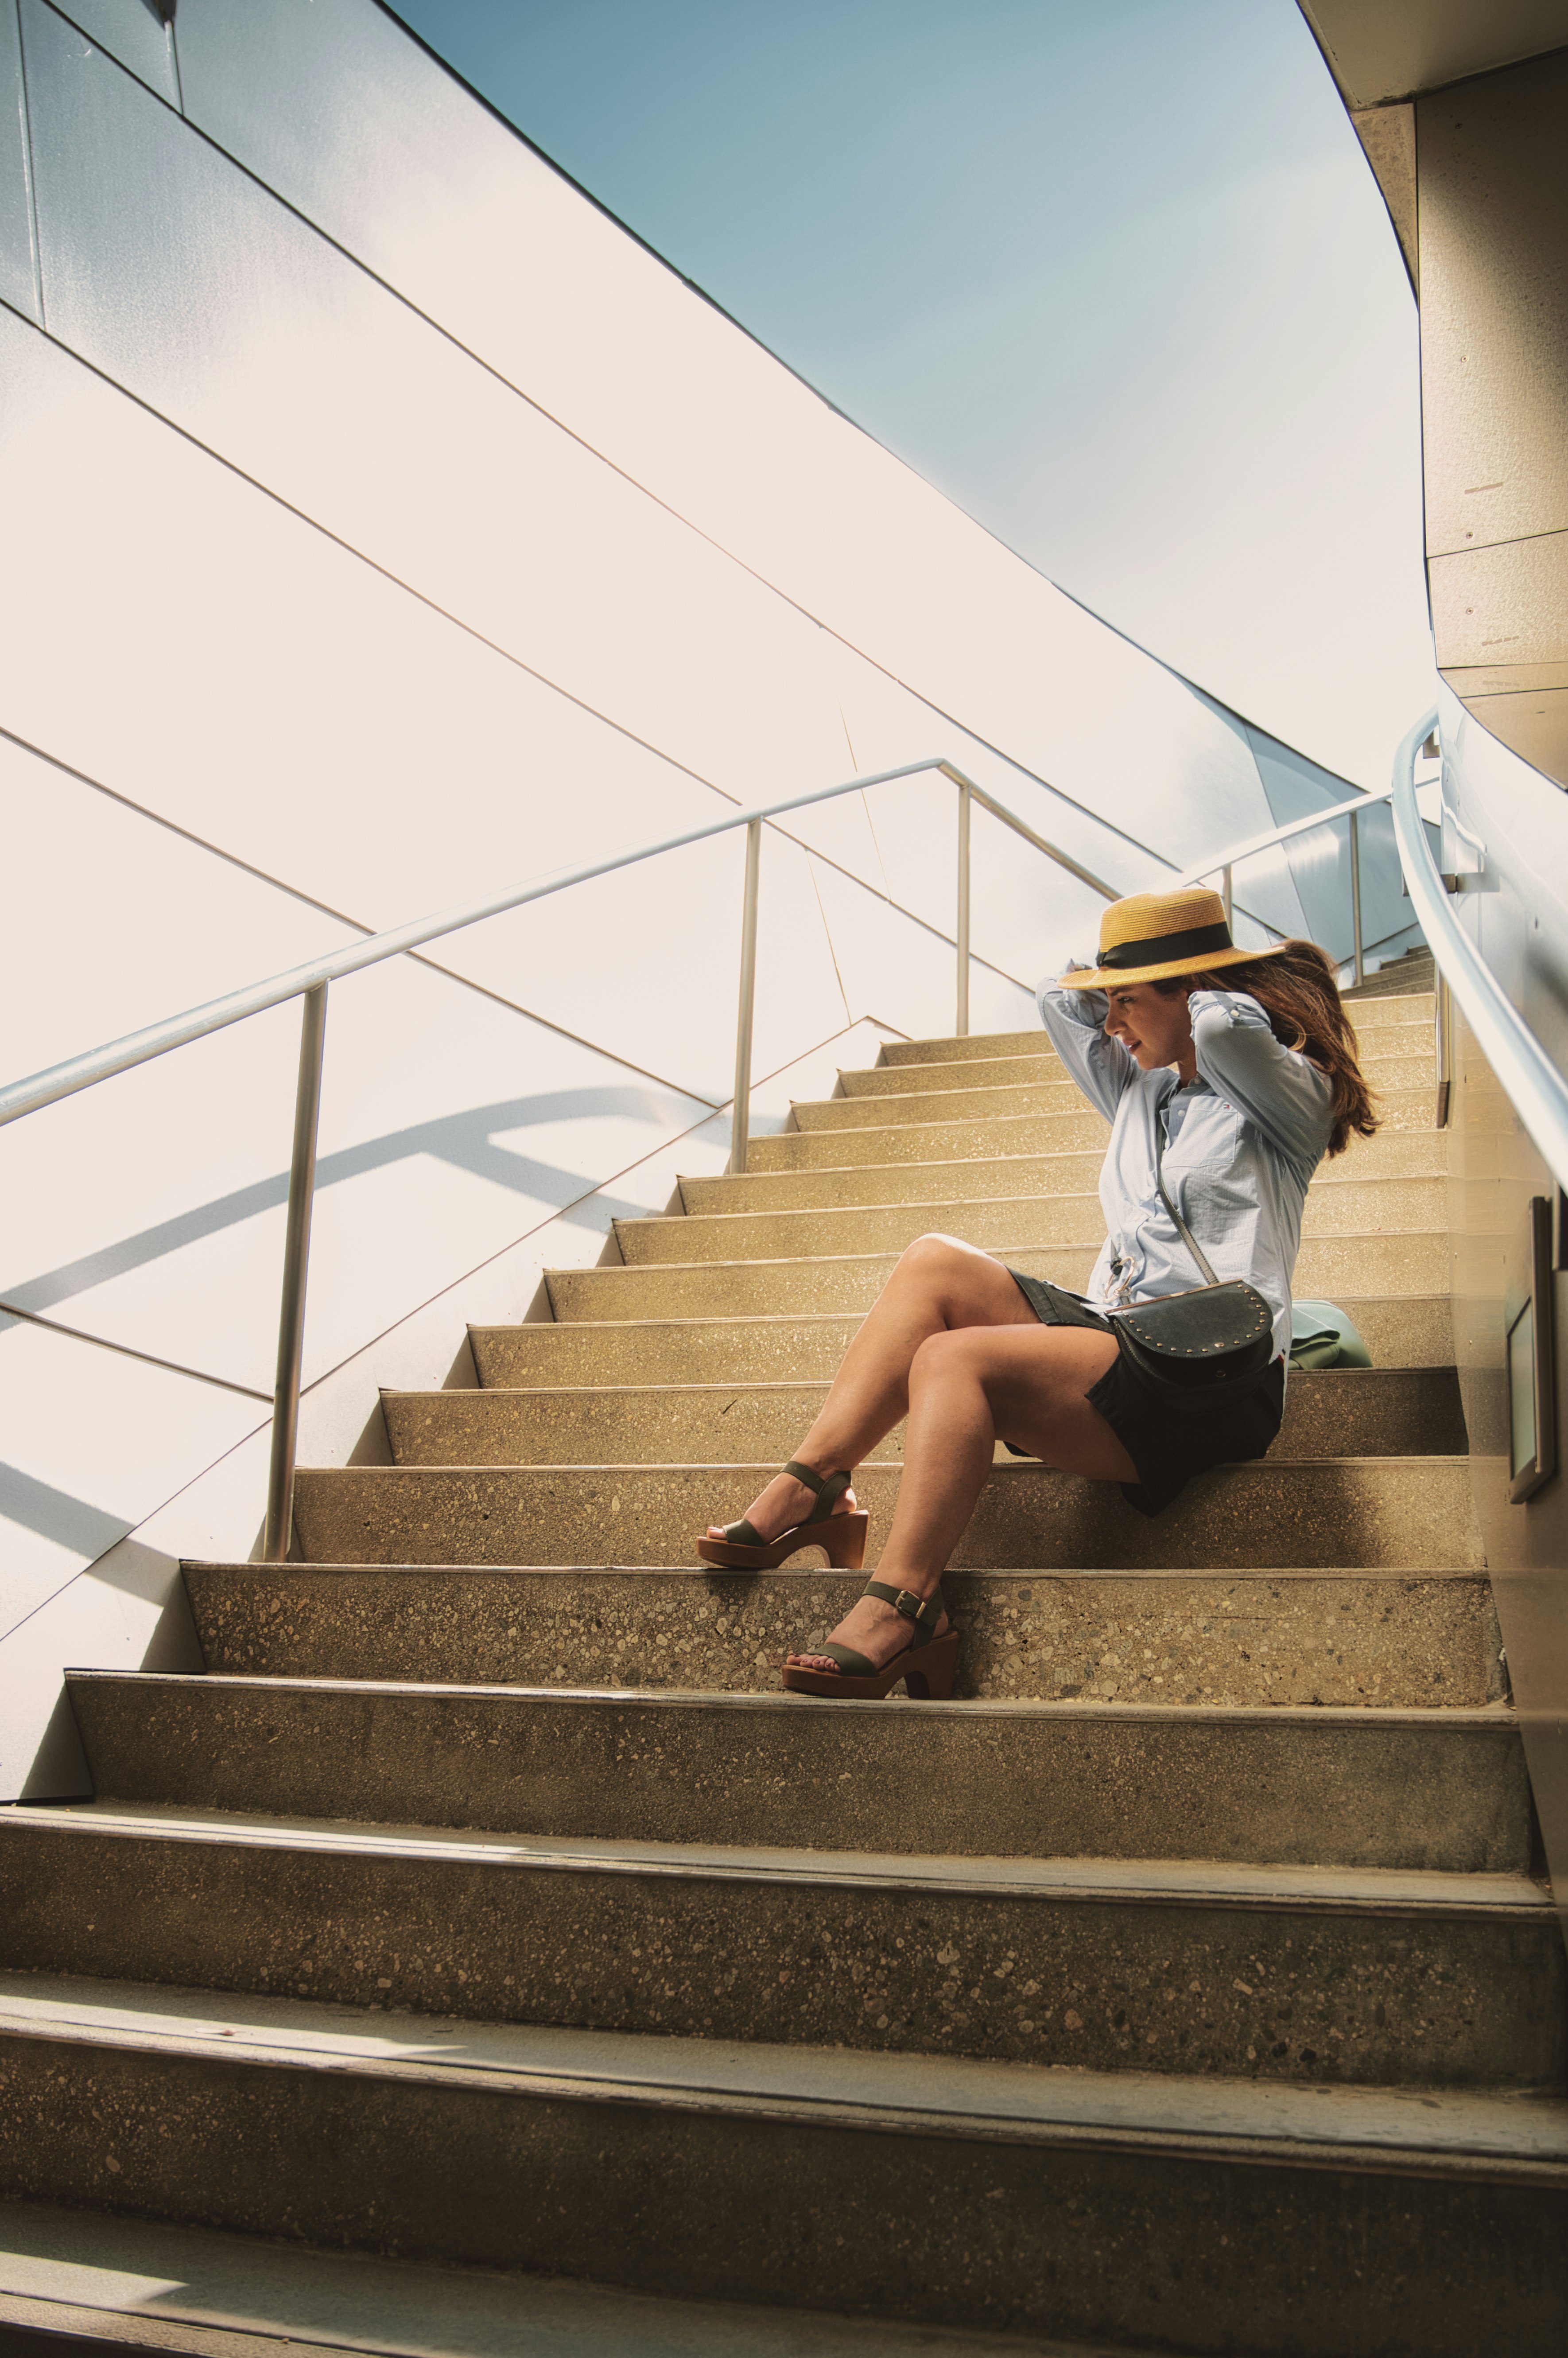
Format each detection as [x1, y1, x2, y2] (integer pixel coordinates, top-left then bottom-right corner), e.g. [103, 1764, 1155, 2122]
[1060, 886, 1287, 990]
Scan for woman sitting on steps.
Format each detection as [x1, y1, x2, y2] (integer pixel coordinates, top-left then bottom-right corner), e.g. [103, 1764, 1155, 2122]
[695, 884, 1379, 1700]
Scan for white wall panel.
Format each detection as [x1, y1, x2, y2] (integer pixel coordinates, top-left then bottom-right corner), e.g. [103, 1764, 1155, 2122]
[0, 733, 364, 1079]
[170, 0, 1290, 855]
[0, 0, 37, 316]
[3, 953, 712, 1395]
[21, 2, 860, 814]
[0, 306, 1043, 1115]
[46, 0, 177, 105]
[0, 1313, 258, 1644]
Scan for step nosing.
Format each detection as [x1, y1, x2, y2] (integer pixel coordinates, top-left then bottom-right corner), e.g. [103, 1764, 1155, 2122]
[2, 1978, 1563, 2173]
[67, 1663, 1518, 1732]
[548, 1230, 1450, 1275]
[6, 1809, 1546, 1916]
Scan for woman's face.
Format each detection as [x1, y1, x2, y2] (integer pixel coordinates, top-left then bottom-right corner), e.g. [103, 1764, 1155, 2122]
[1103, 981, 1194, 1070]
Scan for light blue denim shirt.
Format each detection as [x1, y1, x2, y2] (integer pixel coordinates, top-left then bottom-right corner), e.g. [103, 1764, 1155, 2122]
[1036, 973, 1335, 1366]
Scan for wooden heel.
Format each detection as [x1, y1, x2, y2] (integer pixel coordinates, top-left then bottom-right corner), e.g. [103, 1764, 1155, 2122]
[820, 1511, 868, 1570]
[696, 1508, 868, 1572]
[903, 1630, 959, 1700]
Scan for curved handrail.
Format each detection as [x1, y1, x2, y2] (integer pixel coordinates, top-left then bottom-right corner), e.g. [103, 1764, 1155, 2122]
[1391, 706, 1568, 1196]
[0, 756, 1114, 1129]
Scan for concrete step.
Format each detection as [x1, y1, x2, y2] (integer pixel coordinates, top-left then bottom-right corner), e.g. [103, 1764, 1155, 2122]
[613, 1178, 1445, 1267]
[543, 1233, 1448, 1322]
[2, 1976, 1563, 2355]
[384, 1367, 1466, 1469]
[749, 1106, 1115, 1168]
[0, 2199, 1101, 2358]
[790, 1069, 1435, 1132]
[1345, 954, 1436, 1001]
[746, 1092, 1434, 1171]
[290, 1455, 1482, 1574]
[840, 1039, 1438, 1101]
[843, 1051, 1069, 1096]
[683, 1128, 1451, 1215]
[883, 1001, 1434, 1066]
[184, 1562, 1503, 1708]
[472, 1294, 1454, 1389]
[3, 1809, 1556, 2089]
[72, 1668, 1527, 1866]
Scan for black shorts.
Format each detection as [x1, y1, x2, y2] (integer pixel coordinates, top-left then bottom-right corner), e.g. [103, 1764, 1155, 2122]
[1003, 1270, 1285, 1518]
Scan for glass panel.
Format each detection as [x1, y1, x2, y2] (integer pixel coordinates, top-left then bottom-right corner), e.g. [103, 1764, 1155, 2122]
[0, 0, 38, 317]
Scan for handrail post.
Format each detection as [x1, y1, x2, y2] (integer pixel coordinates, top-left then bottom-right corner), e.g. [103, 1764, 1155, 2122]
[728, 819, 762, 1174]
[1349, 809, 1365, 988]
[1222, 864, 1233, 931]
[262, 983, 328, 1562]
[955, 780, 972, 1036]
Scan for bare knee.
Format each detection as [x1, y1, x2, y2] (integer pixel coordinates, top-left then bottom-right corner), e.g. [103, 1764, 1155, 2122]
[895, 1232, 974, 1283]
[909, 1324, 993, 1389]
[893, 1232, 1006, 1316]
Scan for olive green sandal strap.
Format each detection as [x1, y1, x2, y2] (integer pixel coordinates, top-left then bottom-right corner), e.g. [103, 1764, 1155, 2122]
[818, 1640, 877, 1677]
[783, 1460, 852, 1525]
[862, 1580, 948, 1649]
[717, 1463, 853, 1549]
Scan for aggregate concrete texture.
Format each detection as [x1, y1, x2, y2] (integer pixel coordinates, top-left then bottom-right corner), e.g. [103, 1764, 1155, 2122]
[289, 1457, 1483, 1574]
[381, 1368, 1467, 1469]
[0, 2198, 1128, 2358]
[0, 2013, 1562, 2358]
[611, 1178, 1446, 1268]
[680, 1127, 1450, 1214]
[1, 1815, 1558, 2086]
[469, 1296, 1457, 1386]
[788, 1069, 1434, 1132]
[543, 1230, 1448, 1320]
[182, 1563, 1503, 1711]
[77, 1663, 1526, 1869]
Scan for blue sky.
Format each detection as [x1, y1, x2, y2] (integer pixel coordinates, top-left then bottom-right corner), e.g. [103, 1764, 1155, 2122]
[392, 0, 1433, 789]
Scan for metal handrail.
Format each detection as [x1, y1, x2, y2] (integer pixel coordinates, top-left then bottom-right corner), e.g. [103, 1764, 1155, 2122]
[1172, 781, 1394, 989]
[1391, 706, 1568, 1196]
[1, 754, 1114, 1557]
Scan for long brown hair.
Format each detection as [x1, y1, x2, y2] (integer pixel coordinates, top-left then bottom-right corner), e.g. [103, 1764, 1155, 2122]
[1157, 939, 1378, 1158]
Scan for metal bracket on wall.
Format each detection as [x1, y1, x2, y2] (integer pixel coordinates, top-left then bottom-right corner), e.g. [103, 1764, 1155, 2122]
[1506, 1195, 1558, 1504]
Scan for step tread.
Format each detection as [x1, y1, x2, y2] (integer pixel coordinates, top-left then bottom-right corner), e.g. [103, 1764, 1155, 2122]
[4, 1971, 1564, 2173]
[76, 1666, 1518, 1726]
[8, 1804, 1549, 1918]
[386, 1367, 1457, 1401]
[547, 1233, 1436, 1278]
[0, 2204, 1099, 2358]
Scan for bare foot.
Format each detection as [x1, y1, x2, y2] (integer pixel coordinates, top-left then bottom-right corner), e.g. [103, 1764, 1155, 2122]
[706, 1465, 858, 1545]
[788, 1587, 949, 1677]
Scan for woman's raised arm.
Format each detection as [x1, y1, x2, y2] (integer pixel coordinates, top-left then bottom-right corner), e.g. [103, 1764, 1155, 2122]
[1190, 988, 1332, 1178]
[1036, 965, 1136, 1121]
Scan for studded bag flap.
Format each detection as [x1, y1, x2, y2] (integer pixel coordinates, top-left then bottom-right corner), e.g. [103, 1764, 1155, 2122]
[1112, 1103, 1277, 1410]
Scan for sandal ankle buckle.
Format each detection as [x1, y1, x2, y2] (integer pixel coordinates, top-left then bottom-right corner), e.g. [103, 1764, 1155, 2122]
[891, 1588, 929, 1624]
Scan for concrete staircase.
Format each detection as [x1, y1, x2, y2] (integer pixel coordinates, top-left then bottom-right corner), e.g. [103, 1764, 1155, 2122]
[2, 986, 1565, 2355]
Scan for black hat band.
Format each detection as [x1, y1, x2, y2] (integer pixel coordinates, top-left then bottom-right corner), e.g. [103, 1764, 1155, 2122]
[1098, 920, 1234, 971]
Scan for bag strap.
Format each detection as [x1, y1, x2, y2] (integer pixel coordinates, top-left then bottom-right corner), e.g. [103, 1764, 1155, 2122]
[1154, 1093, 1220, 1288]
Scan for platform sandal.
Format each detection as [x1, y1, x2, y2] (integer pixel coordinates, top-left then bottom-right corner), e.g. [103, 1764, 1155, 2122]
[695, 1460, 868, 1571]
[780, 1580, 958, 1700]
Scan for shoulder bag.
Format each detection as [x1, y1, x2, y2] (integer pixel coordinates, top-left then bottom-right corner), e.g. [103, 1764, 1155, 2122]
[1112, 1106, 1277, 1413]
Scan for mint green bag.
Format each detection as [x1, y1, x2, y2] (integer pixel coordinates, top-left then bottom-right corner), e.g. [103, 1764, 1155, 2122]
[1290, 1299, 1373, 1370]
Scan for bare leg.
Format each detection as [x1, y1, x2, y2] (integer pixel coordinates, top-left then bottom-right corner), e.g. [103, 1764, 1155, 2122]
[787, 1321, 1135, 1676]
[706, 1234, 1036, 1544]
